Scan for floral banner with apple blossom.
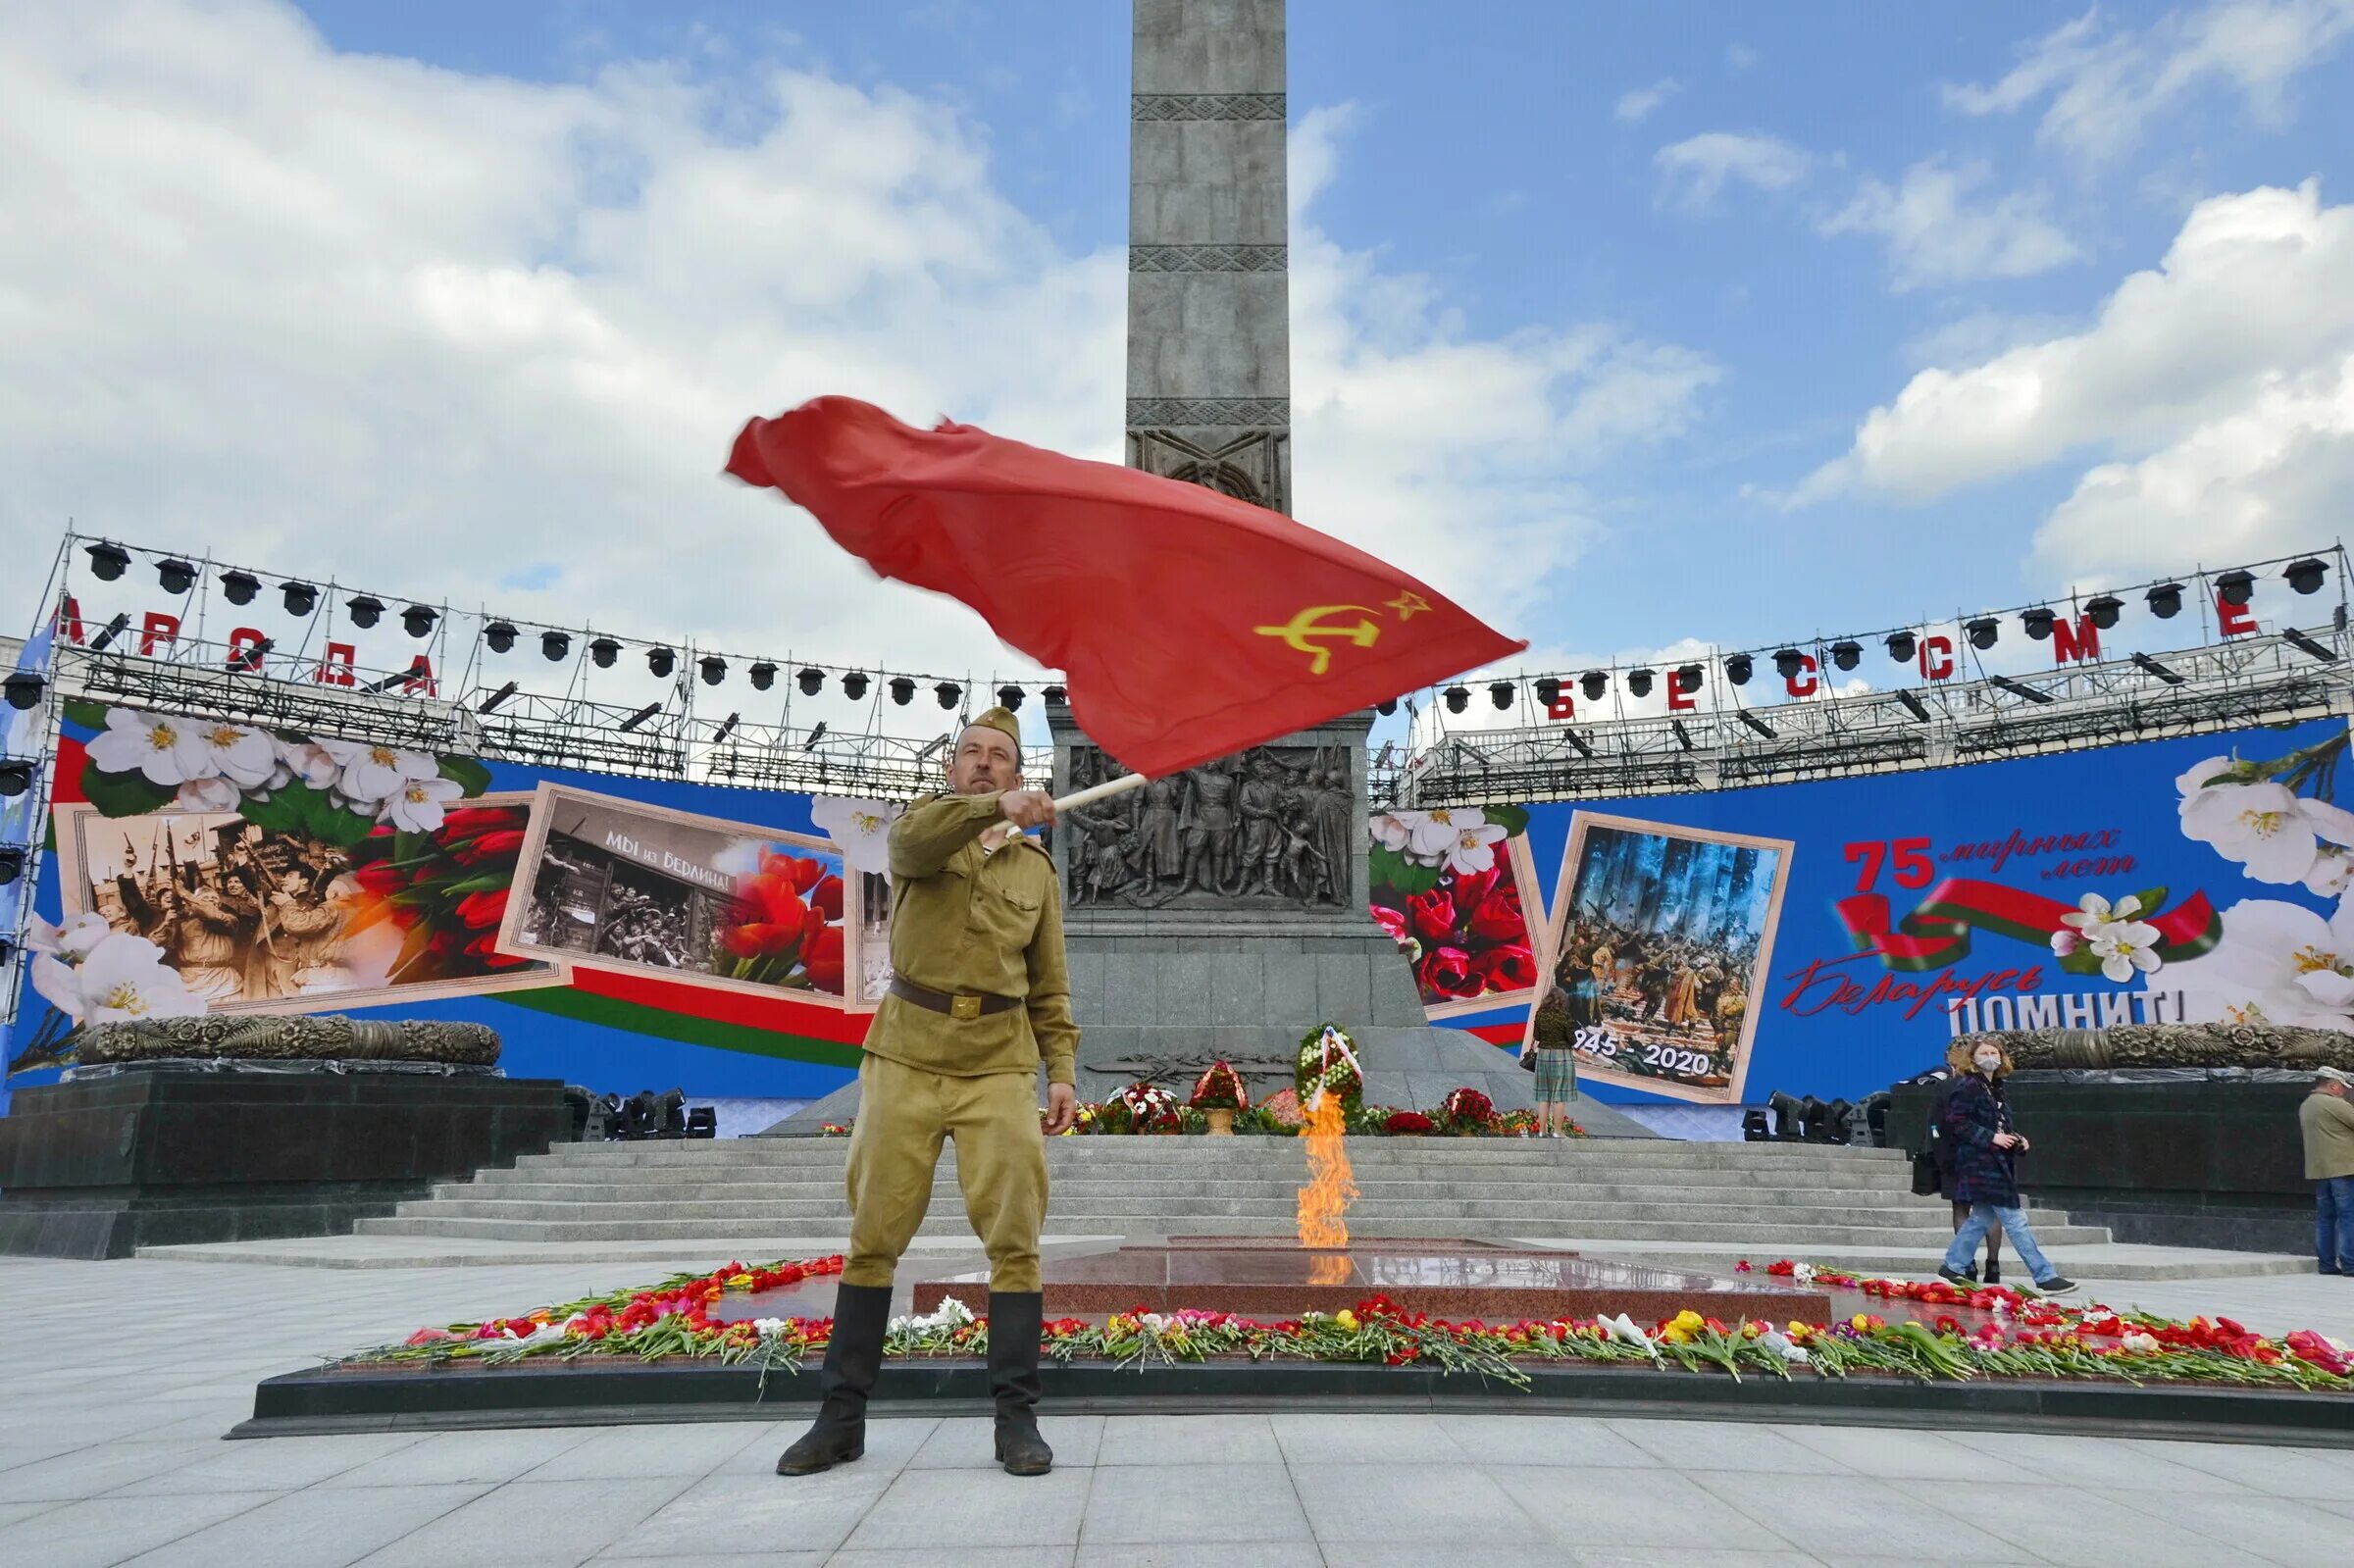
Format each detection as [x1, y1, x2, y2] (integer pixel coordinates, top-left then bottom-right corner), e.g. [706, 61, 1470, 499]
[1366, 803, 1545, 1018]
[1439, 719, 2354, 1104]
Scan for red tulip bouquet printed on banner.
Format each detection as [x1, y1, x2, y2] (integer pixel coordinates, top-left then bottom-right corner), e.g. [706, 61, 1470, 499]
[495, 784, 852, 1005]
[1366, 805, 1547, 1018]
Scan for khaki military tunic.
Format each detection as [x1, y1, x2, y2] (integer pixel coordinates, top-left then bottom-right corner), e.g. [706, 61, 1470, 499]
[841, 791, 1078, 1293]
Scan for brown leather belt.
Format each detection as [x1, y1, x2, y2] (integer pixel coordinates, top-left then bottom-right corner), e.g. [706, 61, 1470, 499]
[890, 977, 1022, 1021]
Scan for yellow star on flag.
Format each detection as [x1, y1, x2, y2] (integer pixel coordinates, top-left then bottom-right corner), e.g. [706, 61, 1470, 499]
[1385, 590, 1432, 622]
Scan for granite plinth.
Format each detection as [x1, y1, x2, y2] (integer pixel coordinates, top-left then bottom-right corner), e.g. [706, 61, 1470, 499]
[905, 1238, 1833, 1321]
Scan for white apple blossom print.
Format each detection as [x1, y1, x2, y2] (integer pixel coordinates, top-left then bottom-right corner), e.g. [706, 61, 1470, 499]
[381, 774, 464, 834]
[2169, 896, 2354, 1030]
[1406, 807, 1485, 861]
[173, 777, 242, 813]
[274, 738, 342, 792]
[84, 708, 215, 787]
[1367, 810, 1422, 853]
[1441, 819, 1510, 877]
[70, 936, 204, 1023]
[320, 739, 440, 806]
[2087, 920, 2165, 984]
[2178, 779, 2354, 885]
[809, 796, 903, 880]
[26, 912, 114, 961]
[194, 721, 277, 788]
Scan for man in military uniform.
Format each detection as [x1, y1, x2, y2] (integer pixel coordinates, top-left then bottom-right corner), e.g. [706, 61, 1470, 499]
[780, 707, 1078, 1479]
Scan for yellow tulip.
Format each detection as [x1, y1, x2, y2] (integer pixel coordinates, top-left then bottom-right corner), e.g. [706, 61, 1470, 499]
[1334, 1309, 1358, 1332]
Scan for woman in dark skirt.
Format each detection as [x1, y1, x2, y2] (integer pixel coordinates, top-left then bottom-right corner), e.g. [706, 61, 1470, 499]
[1532, 971, 1594, 1138]
[1936, 1040, 2076, 1294]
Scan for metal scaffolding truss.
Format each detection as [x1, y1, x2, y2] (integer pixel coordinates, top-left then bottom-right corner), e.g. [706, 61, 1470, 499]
[1396, 623, 2354, 808]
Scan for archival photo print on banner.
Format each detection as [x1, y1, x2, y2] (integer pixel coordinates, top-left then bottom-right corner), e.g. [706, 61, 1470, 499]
[1530, 813, 1793, 1104]
[1367, 803, 1547, 1019]
[498, 783, 853, 1004]
[53, 792, 562, 1015]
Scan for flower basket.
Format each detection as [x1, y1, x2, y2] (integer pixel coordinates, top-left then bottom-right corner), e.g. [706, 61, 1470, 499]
[1188, 1059, 1250, 1113]
[1204, 1107, 1236, 1136]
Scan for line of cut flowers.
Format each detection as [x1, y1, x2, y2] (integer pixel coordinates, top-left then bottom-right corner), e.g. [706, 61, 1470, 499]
[358, 1255, 2352, 1394]
[824, 1084, 1580, 1138]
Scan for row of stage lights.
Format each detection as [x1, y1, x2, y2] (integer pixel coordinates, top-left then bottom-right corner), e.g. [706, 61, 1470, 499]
[79, 543, 1070, 716]
[1428, 558, 2336, 716]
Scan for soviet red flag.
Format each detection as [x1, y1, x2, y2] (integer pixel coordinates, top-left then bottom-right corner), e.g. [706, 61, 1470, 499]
[725, 396, 1525, 778]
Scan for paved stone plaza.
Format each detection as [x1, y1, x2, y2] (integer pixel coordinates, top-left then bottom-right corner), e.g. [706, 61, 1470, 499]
[2, 1252, 2348, 1567]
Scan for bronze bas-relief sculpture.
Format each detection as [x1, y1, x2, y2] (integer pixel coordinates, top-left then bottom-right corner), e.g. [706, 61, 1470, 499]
[1958, 1022, 2354, 1072]
[1059, 744, 1355, 910]
[77, 1015, 502, 1067]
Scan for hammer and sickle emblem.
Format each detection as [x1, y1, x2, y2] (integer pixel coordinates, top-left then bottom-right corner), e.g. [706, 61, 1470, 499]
[1253, 604, 1382, 676]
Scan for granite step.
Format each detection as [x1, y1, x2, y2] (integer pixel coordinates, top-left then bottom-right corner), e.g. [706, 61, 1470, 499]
[434, 1179, 1927, 1204]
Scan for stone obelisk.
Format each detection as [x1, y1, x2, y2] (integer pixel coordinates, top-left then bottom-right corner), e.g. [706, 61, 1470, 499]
[1125, 0, 1290, 513]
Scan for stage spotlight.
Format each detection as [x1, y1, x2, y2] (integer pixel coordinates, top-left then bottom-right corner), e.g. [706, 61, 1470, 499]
[220, 570, 260, 606]
[794, 667, 823, 696]
[806, 722, 828, 748]
[1625, 669, 1655, 698]
[229, 635, 272, 673]
[484, 622, 517, 654]
[87, 612, 130, 652]
[711, 712, 739, 744]
[157, 558, 197, 594]
[2021, 607, 2055, 640]
[748, 662, 776, 691]
[480, 681, 518, 714]
[1739, 710, 1776, 739]
[1798, 1095, 1830, 1141]
[1670, 719, 1692, 750]
[5, 673, 45, 712]
[1965, 616, 1999, 649]
[1819, 1098, 1857, 1144]
[1990, 674, 2053, 704]
[1375, 697, 1397, 716]
[345, 595, 384, 629]
[1723, 654, 1753, 686]
[541, 631, 571, 661]
[281, 581, 318, 616]
[2146, 582, 2184, 619]
[1772, 649, 1805, 681]
[935, 682, 961, 710]
[1741, 1109, 1770, 1142]
[1896, 689, 1931, 723]
[401, 605, 438, 639]
[2283, 628, 2336, 662]
[2217, 568, 2255, 606]
[890, 677, 916, 706]
[998, 683, 1026, 710]
[1580, 671, 1609, 701]
[1442, 684, 1469, 714]
[0, 848, 22, 886]
[842, 672, 870, 701]
[1534, 677, 1561, 706]
[589, 637, 620, 669]
[2286, 557, 2329, 595]
[2132, 651, 2185, 685]
[619, 702, 661, 733]
[1563, 729, 1594, 758]
[0, 759, 31, 796]
[1828, 640, 1861, 672]
[84, 541, 130, 581]
[1766, 1089, 1804, 1140]
[2083, 593, 2124, 630]
[635, 646, 669, 678]
[699, 656, 728, 686]
[1677, 664, 1703, 693]
[1886, 631, 1917, 663]
[1041, 683, 1066, 706]
[1489, 682, 1514, 711]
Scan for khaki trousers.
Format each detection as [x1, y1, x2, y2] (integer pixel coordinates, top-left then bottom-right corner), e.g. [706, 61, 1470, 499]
[842, 1051, 1049, 1292]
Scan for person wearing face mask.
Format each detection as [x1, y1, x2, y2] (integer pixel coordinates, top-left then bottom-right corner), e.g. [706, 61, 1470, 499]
[1935, 1040, 2076, 1294]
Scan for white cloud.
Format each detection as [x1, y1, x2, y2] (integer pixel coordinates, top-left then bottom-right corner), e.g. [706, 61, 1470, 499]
[1900, 311, 2080, 371]
[1945, 1, 2354, 163]
[1820, 159, 2085, 289]
[1726, 43, 1760, 74]
[0, 2, 1717, 678]
[1792, 181, 2354, 582]
[1653, 132, 1811, 210]
[1613, 77, 1680, 124]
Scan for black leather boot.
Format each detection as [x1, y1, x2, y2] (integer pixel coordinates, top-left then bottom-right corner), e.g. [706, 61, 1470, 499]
[776, 1282, 893, 1475]
[987, 1290, 1052, 1476]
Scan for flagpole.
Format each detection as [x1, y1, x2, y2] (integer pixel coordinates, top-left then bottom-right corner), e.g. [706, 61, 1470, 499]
[1048, 772, 1149, 815]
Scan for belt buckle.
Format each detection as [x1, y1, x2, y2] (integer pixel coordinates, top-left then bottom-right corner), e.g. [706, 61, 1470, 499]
[950, 993, 982, 1022]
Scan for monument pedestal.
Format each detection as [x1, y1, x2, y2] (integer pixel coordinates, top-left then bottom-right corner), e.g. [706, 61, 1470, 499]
[0, 1069, 574, 1258]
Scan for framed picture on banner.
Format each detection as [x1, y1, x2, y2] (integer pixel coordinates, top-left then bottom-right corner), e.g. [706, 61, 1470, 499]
[1366, 804, 1550, 1020]
[52, 791, 565, 1017]
[495, 783, 852, 1005]
[1525, 811, 1795, 1104]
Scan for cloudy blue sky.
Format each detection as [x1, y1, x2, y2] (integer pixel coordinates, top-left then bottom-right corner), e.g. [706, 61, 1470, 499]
[4, 0, 2351, 701]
